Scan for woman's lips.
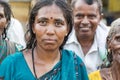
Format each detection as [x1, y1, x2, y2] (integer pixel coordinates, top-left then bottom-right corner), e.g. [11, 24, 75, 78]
[43, 39, 56, 43]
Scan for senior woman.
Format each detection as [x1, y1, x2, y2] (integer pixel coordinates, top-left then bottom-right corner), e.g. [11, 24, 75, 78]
[89, 18, 120, 80]
[0, 0, 88, 80]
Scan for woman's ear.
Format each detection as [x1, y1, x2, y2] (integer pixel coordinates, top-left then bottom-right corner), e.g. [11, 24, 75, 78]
[65, 33, 68, 36]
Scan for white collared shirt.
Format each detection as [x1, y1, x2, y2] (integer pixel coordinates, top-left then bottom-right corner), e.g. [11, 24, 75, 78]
[64, 22, 109, 73]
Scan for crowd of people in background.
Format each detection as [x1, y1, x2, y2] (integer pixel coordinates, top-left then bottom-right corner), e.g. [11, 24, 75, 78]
[0, 0, 120, 80]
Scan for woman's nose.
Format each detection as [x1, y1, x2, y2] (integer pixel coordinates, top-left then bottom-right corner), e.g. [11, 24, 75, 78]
[46, 25, 55, 35]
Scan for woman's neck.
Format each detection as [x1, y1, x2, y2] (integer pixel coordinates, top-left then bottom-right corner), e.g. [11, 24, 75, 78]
[33, 46, 61, 64]
[111, 61, 120, 80]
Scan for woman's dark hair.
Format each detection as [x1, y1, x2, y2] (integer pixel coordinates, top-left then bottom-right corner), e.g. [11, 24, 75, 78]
[0, 1, 11, 39]
[26, 0, 73, 49]
[71, 0, 103, 14]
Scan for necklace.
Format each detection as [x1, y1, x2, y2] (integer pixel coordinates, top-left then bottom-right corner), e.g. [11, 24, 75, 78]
[32, 47, 62, 80]
[32, 47, 38, 79]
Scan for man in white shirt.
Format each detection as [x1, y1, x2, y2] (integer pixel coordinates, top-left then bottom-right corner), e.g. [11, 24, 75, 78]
[64, 0, 109, 73]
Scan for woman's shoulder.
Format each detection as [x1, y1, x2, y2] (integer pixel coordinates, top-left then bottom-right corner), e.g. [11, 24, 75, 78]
[0, 52, 24, 78]
[1, 52, 23, 65]
[9, 51, 23, 59]
[100, 68, 111, 80]
[62, 49, 78, 58]
[62, 49, 84, 65]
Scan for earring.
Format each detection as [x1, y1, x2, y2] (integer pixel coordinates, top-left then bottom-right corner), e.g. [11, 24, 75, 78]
[65, 34, 67, 36]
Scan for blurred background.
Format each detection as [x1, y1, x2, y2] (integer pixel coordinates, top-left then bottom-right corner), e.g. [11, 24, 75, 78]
[9, 0, 31, 31]
[7, 0, 120, 29]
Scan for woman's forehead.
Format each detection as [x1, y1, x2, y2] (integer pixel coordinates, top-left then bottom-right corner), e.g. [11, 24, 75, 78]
[36, 4, 64, 19]
[113, 25, 120, 33]
[38, 4, 62, 13]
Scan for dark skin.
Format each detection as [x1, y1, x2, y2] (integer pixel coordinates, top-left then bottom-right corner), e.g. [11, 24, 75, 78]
[100, 29, 120, 80]
[0, 5, 7, 36]
[0, 5, 7, 46]
[73, 0, 102, 55]
[23, 4, 68, 78]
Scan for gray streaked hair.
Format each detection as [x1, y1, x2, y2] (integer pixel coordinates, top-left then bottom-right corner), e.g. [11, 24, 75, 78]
[107, 18, 120, 42]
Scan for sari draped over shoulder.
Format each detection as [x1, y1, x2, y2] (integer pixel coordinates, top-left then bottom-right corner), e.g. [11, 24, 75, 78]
[38, 50, 89, 80]
[0, 50, 88, 80]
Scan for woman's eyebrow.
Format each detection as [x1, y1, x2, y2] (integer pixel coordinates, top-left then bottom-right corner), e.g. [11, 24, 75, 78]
[38, 17, 49, 21]
[54, 19, 64, 22]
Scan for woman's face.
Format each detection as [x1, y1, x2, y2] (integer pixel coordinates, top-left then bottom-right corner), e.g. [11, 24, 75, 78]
[109, 30, 120, 63]
[0, 5, 7, 36]
[33, 4, 68, 51]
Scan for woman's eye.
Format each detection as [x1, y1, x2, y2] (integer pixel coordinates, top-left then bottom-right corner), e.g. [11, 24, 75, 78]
[39, 21, 47, 26]
[115, 36, 120, 42]
[55, 22, 63, 27]
[0, 14, 4, 19]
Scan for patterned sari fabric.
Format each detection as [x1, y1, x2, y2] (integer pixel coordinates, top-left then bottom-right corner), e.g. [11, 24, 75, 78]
[0, 50, 89, 80]
[38, 50, 89, 80]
